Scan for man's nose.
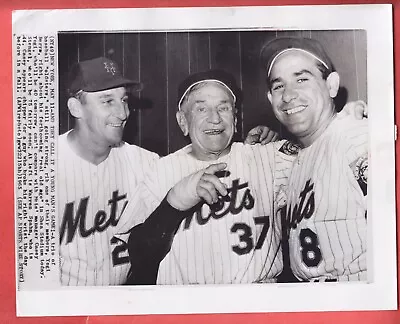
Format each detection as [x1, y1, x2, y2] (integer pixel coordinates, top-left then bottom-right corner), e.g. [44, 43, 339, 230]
[207, 108, 222, 123]
[114, 102, 129, 120]
[282, 86, 299, 103]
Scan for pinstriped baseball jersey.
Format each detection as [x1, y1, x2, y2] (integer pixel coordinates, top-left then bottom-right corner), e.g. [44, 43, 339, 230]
[283, 116, 368, 281]
[58, 131, 159, 286]
[143, 142, 285, 285]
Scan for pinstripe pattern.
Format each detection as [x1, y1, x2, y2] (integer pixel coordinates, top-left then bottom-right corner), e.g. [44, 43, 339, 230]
[285, 116, 368, 281]
[144, 142, 284, 285]
[58, 131, 159, 286]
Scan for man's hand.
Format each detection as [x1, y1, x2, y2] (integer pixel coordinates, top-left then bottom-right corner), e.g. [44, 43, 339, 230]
[245, 125, 279, 145]
[339, 100, 368, 119]
[167, 163, 228, 211]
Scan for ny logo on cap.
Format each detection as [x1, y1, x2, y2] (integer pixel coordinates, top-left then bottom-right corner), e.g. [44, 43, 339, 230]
[104, 62, 117, 75]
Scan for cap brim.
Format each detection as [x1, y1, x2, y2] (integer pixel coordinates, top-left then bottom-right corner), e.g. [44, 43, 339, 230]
[178, 79, 236, 110]
[267, 48, 330, 76]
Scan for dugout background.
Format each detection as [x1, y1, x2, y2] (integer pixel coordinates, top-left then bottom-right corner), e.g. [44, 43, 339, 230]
[58, 30, 367, 157]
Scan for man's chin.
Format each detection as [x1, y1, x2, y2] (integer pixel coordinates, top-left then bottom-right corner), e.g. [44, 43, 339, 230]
[109, 139, 124, 148]
[286, 126, 310, 140]
[208, 143, 231, 155]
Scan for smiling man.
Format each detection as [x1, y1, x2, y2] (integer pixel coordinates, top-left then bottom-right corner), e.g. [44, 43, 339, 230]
[262, 37, 368, 282]
[137, 70, 291, 285]
[58, 57, 160, 286]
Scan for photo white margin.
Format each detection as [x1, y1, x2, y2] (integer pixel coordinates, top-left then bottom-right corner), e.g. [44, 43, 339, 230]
[13, 4, 397, 316]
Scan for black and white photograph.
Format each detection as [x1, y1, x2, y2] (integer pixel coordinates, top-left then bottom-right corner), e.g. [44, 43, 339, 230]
[13, 5, 396, 316]
[57, 29, 368, 287]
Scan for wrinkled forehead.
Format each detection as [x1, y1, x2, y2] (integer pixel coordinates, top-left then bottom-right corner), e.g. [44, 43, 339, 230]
[180, 80, 236, 110]
[93, 86, 127, 95]
[269, 50, 322, 78]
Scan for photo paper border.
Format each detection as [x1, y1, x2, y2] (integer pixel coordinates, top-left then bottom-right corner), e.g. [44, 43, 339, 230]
[13, 4, 397, 316]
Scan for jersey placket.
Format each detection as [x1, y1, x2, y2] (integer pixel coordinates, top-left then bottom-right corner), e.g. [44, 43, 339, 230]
[90, 160, 108, 284]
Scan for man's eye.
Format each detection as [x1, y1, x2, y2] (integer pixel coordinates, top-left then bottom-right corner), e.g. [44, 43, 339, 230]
[197, 106, 207, 112]
[218, 105, 232, 112]
[122, 97, 129, 104]
[272, 84, 284, 91]
[103, 99, 114, 105]
[297, 78, 309, 83]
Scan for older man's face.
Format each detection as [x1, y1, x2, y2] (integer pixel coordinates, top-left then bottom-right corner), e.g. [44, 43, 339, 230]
[179, 82, 236, 160]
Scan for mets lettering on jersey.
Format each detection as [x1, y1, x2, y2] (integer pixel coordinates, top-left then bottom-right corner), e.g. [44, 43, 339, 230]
[181, 177, 255, 229]
[60, 190, 127, 245]
[283, 116, 368, 282]
[58, 132, 158, 286]
[180, 177, 267, 257]
[141, 142, 294, 285]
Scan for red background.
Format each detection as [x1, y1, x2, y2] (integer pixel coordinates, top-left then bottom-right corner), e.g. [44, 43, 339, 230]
[1, 0, 398, 323]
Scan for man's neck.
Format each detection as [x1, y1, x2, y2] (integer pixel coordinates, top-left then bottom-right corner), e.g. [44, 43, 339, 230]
[67, 129, 112, 165]
[189, 145, 231, 161]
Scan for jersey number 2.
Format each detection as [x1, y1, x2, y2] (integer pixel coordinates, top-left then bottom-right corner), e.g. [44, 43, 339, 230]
[230, 216, 270, 255]
[110, 237, 129, 266]
[299, 228, 322, 267]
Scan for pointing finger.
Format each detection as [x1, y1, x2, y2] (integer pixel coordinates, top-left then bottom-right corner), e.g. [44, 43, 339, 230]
[204, 163, 227, 175]
[201, 173, 228, 197]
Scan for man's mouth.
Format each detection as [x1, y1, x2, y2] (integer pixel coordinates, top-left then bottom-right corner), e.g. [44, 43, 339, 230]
[109, 122, 124, 127]
[204, 129, 224, 135]
[285, 105, 307, 115]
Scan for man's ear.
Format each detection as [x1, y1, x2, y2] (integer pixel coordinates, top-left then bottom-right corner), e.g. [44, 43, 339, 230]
[326, 71, 340, 98]
[234, 109, 238, 132]
[67, 97, 83, 118]
[176, 111, 189, 136]
[267, 91, 272, 103]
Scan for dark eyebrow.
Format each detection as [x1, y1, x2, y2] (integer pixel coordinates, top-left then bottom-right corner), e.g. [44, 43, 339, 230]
[194, 100, 206, 104]
[98, 94, 114, 99]
[218, 100, 231, 104]
[294, 69, 314, 77]
[193, 99, 232, 105]
[98, 92, 128, 100]
[270, 77, 282, 85]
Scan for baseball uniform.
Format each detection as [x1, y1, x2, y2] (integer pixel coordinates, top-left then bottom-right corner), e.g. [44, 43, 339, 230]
[142, 141, 294, 285]
[281, 115, 368, 282]
[58, 131, 159, 286]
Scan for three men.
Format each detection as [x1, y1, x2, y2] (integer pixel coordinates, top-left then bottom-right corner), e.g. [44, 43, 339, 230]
[60, 35, 368, 285]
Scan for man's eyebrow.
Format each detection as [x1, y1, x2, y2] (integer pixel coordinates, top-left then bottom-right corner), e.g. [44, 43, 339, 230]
[217, 99, 231, 104]
[193, 99, 232, 105]
[193, 99, 206, 104]
[98, 92, 127, 99]
[98, 93, 114, 99]
[294, 69, 314, 77]
[270, 76, 282, 85]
